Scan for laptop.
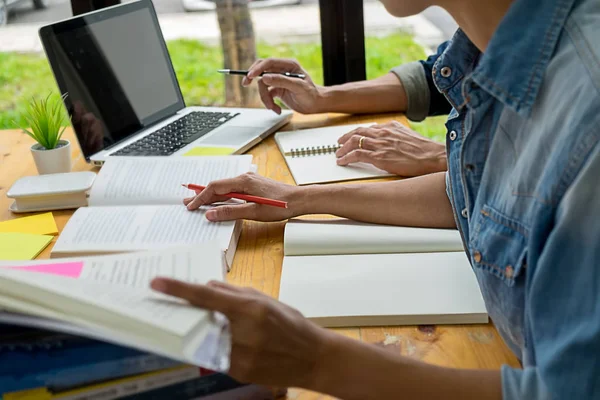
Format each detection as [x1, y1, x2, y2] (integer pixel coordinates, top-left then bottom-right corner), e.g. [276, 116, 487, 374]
[39, 0, 292, 166]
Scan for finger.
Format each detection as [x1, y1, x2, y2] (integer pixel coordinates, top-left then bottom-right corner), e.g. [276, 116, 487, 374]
[336, 135, 381, 158]
[242, 59, 263, 86]
[208, 280, 246, 293]
[336, 149, 376, 166]
[337, 126, 380, 144]
[186, 176, 249, 211]
[183, 197, 195, 206]
[205, 203, 259, 222]
[247, 58, 300, 80]
[258, 79, 281, 114]
[151, 278, 241, 315]
[261, 74, 305, 93]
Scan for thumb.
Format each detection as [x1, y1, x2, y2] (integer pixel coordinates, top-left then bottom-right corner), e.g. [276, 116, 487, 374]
[261, 74, 306, 93]
[206, 203, 259, 221]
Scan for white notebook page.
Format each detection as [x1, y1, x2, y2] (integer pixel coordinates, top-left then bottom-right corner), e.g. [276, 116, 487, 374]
[275, 124, 392, 185]
[279, 252, 487, 327]
[284, 219, 465, 256]
[89, 156, 253, 206]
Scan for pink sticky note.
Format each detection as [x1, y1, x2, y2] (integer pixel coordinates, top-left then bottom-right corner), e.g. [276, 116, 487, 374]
[3, 261, 84, 278]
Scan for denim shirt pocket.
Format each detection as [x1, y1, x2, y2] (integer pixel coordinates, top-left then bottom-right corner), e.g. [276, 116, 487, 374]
[469, 204, 528, 287]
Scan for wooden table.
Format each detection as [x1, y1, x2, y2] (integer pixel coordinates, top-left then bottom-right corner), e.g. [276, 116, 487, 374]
[0, 113, 519, 399]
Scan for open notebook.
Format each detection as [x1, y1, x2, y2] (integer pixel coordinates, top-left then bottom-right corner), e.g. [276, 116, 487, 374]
[279, 219, 487, 327]
[51, 156, 253, 268]
[274, 124, 394, 185]
[0, 244, 230, 371]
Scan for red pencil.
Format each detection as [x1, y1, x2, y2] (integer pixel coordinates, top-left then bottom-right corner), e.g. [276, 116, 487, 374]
[182, 183, 288, 209]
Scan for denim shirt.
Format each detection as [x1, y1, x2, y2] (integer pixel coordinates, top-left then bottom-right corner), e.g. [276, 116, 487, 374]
[434, 0, 600, 398]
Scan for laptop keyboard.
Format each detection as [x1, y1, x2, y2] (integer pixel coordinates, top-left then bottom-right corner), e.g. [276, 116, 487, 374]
[112, 111, 239, 156]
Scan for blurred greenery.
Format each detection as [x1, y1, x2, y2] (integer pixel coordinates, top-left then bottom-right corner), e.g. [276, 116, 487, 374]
[0, 32, 447, 140]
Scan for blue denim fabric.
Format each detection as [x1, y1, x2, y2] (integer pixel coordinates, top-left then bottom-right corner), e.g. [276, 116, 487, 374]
[435, 0, 600, 398]
[419, 41, 453, 116]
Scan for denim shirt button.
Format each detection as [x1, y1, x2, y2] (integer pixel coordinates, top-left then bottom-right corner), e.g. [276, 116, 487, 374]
[505, 265, 514, 278]
[449, 130, 457, 141]
[441, 66, 452, 78]
[461, 208, 468, 218]
[473, 251, 482, 263]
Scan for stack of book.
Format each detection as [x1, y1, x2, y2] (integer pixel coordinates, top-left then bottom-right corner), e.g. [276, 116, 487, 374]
[0, 324, 274, 400]
[0, 245, 278, 399]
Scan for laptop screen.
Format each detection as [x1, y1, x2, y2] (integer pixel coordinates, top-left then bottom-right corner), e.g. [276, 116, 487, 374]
[40, 1, 185, 159]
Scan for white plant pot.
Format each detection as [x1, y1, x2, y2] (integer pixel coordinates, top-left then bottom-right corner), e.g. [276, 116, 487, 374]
[31, 140, 72, 175]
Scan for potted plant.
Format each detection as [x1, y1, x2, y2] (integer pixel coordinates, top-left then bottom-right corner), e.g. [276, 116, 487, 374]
[18, 93, 71, 175]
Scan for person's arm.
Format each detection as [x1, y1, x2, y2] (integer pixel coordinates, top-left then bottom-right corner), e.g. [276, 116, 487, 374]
[243, 42, 451, 117]
[317, 72, 408, 115]
[150, 279, 501, 400]
[312, 332, 501, 400]
[184, 171, 456, 228]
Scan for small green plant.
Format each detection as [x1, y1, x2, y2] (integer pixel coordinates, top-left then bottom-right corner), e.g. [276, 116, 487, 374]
[17, 93, 68, 150]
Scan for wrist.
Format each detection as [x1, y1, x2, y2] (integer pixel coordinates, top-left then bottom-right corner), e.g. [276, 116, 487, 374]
[425, 143, 448, 173]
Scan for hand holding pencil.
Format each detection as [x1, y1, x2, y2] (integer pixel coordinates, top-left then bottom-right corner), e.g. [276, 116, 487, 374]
[183, 173, 300, 222]
[238, 58, 324, 115]
[182, 183, 288, 209]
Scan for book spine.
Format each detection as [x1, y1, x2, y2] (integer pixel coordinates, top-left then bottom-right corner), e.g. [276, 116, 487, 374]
[118, 373, 245, 400]
[3, 366, 202, 400]
[1, 351, 182, 393]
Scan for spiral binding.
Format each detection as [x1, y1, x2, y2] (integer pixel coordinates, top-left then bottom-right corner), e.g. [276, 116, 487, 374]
[289, 144, 341, 158]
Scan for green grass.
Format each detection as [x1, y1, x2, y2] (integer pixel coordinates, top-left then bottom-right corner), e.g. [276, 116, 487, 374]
[0, 32, 447, 140]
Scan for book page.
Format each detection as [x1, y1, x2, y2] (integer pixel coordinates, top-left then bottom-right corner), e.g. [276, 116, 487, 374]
[53, 205, 235, 255]
[284, 219, 465, 256]
[0, 270, 211, 338]
[274, 125, 392, 185]
[89, 156, 253, 206]
[279, 252, 487, 327]
[0, 244, 226, 287]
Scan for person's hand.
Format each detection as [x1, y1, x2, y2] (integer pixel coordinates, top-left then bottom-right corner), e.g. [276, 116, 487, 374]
[242, 58, 325, 115]
[335, 121, 447, 177]
[151, 278, 331, 388]
[184, 172, 305, 222]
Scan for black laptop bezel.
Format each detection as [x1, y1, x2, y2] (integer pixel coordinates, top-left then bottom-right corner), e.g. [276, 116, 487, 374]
[38, 0, 186, 161]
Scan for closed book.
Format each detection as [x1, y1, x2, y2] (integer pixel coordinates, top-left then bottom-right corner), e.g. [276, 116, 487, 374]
[0, 328, 182, 393]
[2, 366, 203, 400]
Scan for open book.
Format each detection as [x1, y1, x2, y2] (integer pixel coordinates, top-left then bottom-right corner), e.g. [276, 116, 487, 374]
[278, 219, 487, 327]
[0, 244, 231, 371]
[274, 124, 394, 185]
[51, 156, 253, 268]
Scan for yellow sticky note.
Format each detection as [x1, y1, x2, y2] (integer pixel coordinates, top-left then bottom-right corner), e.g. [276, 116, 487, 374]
[183, 147, 235, 156]
[0, 213, 58, 235]
[0, 233, 53, 260]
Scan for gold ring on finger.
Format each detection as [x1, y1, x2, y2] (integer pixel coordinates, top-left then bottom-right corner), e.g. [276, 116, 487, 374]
[359, 136, 366, 149]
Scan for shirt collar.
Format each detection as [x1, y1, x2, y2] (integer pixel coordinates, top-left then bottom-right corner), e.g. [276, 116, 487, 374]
[470, 0, 578, 117]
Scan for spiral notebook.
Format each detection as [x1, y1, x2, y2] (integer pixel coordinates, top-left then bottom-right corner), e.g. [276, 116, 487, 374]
[274, 124, 394, 185]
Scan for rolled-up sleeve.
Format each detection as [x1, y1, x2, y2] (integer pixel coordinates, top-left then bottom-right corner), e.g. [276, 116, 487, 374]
[501, 144, 600, 399]
[391, 61, 431, 122]
[391, 41, 452, 121]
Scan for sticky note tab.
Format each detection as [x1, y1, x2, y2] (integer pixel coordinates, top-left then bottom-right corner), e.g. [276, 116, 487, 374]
[3, 261, 84, 278]
[0, 233, 53, 260]
[0, 213, 58, 235]
[183, 147, 235, 156]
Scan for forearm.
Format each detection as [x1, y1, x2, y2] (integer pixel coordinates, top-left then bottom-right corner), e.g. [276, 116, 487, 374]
[296, 172, 456, 228]
[318, 73, 408, 114]
[309, 331, 502, 400]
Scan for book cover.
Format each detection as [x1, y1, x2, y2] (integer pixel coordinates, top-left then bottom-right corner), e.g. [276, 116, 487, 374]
[0, 325, 182, 393]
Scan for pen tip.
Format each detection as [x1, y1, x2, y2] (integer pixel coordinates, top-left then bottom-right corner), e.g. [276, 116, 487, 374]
[181, 184, 188, 188]
[217, 69, 228, 73]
